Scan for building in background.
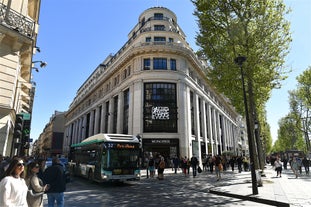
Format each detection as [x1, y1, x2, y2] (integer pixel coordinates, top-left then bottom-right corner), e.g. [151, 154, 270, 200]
[0, 0, 41, 156]
[63, 7, 247, 162]
[32, 111, 65, 158]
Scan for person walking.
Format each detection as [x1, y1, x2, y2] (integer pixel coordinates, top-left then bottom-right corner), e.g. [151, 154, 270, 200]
[43, 157, 67, 207]
[302, 156, 310, 175]
[237, 156, 243, 173]
[181, 156, 188, 176]
[26, 161, 49, 207]
[190, 156, 198, 177]
[148, 156, 155, 178]
[215, 155, 222, 181]
[0, 157, 28, 207]
[274, 157, 283, 177]
[209, 155, 214, 173]
[157, 156, 165, 180]
[291, 157, 299, 178]
[172, 156, 180, 174]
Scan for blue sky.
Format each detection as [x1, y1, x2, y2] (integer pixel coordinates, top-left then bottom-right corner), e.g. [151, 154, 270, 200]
[31, 0, 311, 145]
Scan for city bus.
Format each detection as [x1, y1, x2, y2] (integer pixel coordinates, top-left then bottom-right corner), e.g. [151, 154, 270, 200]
[69, 133, 141, 182]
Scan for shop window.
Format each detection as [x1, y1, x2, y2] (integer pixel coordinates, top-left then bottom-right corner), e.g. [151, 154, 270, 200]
[143, 83, 177, 133]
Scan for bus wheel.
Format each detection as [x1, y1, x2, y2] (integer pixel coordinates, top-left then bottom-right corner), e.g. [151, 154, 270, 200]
[88, 170, 94, 182]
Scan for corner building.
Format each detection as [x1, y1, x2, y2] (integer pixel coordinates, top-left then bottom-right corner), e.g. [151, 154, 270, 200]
[64, 7, 242, 162]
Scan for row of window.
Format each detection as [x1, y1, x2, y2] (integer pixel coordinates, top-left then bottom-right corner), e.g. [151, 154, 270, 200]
[144, 58, 176, 70]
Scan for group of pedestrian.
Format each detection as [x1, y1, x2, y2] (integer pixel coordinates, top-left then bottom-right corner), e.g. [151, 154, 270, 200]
[146, 155, 166, 180]
[0, 155, 67, 207]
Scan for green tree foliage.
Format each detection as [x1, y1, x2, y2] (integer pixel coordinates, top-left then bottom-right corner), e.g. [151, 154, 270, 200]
[287, 66, 311, 150]
[192, 0, 292, 117]
[275, 114, 305, 152]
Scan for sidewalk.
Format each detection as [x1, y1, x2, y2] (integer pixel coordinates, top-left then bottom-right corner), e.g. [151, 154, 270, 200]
[141, 165, 311, 206]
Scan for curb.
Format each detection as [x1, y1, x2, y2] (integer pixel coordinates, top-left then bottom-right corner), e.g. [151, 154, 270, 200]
[209, 189, 290, 207]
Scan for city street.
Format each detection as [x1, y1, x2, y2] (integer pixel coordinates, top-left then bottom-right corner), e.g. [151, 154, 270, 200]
[41, 166, 298, 207]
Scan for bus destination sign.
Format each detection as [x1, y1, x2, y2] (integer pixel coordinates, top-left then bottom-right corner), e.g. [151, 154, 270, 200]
[105, 143, 138, 149]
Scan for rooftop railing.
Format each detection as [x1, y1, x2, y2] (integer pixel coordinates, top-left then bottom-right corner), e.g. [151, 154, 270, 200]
[0, 3, 35, 38]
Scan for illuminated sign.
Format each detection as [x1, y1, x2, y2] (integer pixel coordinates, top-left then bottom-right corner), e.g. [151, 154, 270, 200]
[105, 143, 138, 149]
[152, 106, 169, 120]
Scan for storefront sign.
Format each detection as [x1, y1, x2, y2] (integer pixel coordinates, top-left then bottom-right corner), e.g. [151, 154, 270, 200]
[151, 139, 170, 144]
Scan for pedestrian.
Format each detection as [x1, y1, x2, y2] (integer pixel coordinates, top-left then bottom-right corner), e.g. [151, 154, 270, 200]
[229, 157, 235, 171]
[209, 155, 214, 173]
[181, 156, 188, 176]
[215, 155, 222, 181]
[190, 156, 198, 177]
[202, 155, 207, 172]
[237, 156, 243, 173]
[43, 157, 67, 207]
[291, 157, 299, 178]
[274, 157, 282, 177]
[186, 157, 191, 174]
[26, 161, 49, 207]
[0, 157, 28, 207]
[148, 156, 155, 178]
[173, 155, 180, 174]
[282, 156, 288, 170]
[302, 156, 310, 175]
[157, 156, 165, 180]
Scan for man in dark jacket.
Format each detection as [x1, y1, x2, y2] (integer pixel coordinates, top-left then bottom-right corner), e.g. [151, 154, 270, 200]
[43, 157, 66, 207]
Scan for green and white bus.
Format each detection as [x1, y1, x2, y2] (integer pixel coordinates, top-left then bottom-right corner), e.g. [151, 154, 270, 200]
[69, 133, 141, 182]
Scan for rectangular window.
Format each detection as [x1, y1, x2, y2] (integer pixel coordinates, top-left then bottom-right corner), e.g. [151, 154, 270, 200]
[113, 96, 118, 133]
[169, 38, 174, 43]
[154, 25, 165, 31]
[146, 37, 151, 42]
[104, 101, 109, 133]
[170, 59, 176, 70]
[144, 58, 151, 70]
[154, 36, 166, 42]
[154, 13, 163, 20]
[123, 89, 129, 134]
[153, 58, 167, 70]
[143, 83, 177, 133]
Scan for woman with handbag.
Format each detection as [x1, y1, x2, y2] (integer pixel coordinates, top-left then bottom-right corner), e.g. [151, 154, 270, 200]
[26, 161, 49, 207]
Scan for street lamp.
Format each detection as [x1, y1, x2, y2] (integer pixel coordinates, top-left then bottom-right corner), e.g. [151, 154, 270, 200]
[234, 55, 258, 195]
[32, 60, 47, 68]
[32, 61, 47, 72]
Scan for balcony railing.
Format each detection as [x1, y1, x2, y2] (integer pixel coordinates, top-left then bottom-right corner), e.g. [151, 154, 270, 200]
[0, 3, 35, 38]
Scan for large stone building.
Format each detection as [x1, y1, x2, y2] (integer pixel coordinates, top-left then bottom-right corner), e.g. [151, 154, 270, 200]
[0, 0, 41, 156]
[32, 111, 65, 158]
[64, 7, 246, 162]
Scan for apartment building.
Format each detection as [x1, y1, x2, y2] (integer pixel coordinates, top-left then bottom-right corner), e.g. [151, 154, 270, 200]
[64, 7, 245, 162]
[0, 0, 41, 156]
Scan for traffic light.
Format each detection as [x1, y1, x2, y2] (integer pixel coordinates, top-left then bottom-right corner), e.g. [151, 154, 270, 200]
[14, 114, 23, 140]
[22, 119, 31, 149]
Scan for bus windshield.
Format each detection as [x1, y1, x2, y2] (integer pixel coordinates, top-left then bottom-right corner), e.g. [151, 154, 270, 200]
[102, 149, 140, 169]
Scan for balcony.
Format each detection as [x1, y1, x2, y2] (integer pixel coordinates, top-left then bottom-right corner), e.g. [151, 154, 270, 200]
[0, 3, 35, 38]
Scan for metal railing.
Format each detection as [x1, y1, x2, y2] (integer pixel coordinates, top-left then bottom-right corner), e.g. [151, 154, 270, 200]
[0, 3, 35, 38]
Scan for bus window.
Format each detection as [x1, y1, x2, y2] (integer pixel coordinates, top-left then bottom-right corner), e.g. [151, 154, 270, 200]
[109, 149, 139, 168]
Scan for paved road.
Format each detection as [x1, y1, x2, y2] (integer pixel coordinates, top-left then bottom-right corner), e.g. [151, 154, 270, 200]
[43, 171, 272, 207]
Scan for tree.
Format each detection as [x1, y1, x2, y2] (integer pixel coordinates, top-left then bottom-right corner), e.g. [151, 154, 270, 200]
[287, 66, 311, 151]
[275, 114, 305, 152]
[192, 0, 292, 167]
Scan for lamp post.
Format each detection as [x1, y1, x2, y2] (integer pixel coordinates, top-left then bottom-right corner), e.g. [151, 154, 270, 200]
[234, 55, 258, 195]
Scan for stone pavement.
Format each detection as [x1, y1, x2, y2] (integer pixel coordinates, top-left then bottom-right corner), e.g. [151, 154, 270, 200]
[142, 165, 311, 206]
